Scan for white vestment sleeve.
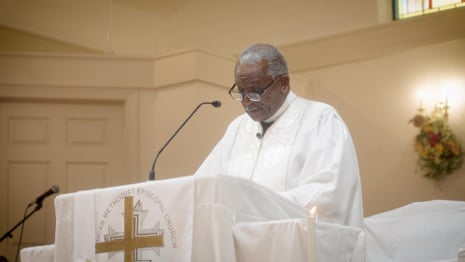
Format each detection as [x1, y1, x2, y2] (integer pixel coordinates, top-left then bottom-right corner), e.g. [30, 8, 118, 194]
[280, 108, 364, 228]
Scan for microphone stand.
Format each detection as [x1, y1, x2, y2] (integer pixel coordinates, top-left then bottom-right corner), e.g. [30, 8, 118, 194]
[148, 101, 220, 181]
[0, 203, 43, 243]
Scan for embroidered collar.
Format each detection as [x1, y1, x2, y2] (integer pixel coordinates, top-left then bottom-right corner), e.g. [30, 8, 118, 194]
[263, 91, 296, 123]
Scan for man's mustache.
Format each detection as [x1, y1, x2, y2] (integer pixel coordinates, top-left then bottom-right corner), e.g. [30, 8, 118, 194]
[244, 104, 265, 113]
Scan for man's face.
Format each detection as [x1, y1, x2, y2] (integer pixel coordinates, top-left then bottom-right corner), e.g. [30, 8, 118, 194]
[234, 61, 288, 122]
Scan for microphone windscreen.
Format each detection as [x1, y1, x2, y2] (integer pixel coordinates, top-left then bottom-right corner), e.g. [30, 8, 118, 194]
[211, 101, 222, 108]
[51, 185, 60, 193]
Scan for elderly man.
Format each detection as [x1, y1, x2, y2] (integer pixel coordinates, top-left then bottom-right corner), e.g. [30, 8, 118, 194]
[195, 43, 363, 228]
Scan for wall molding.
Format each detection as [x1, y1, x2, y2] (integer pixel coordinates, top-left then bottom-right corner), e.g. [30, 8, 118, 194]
[280, 7, 465, 72]
[0, 49, 234, 89]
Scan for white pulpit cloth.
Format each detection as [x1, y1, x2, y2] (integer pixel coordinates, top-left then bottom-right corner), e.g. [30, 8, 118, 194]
[55, 176, 194, 262]
[46, 175, 365, 262]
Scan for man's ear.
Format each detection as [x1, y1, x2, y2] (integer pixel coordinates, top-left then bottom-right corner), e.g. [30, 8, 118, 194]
[279, 75, 290, 93]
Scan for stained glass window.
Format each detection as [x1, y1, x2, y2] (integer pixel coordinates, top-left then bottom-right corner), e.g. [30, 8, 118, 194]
[394, 0, 465, 19]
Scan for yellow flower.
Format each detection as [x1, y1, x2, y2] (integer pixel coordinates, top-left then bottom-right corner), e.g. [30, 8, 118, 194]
[448, 141, 460, 156]
[422, 124, 431, 133]
[435, 143, 444, 154]
[421, 147, 430, 158]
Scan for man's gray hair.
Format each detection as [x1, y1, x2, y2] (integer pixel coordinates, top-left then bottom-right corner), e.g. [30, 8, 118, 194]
[237, 44, 288, 78]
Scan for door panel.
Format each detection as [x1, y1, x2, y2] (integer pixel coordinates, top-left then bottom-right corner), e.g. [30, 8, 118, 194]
[0, 100, 126, 261]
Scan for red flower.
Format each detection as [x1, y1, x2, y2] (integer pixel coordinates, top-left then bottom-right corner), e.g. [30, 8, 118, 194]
[428, 132, 441, 147]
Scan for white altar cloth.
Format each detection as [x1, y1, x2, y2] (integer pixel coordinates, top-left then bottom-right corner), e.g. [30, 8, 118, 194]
[365, 200, 465, 262]
[20, 244, 54, 262]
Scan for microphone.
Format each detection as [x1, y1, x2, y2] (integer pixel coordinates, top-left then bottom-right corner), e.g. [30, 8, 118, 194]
[28, 185, 59, 207]
[211, 101, 221, 108]
[256, 132, 262, 139]
[148, 100, 222, 180]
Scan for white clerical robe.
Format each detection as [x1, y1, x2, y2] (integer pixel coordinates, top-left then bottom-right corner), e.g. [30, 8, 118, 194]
[195, 91, 364, 228]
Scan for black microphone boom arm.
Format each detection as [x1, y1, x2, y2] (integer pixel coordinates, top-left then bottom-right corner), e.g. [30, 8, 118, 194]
[1, 185, 59, 242]
[148, 100, 221, 180]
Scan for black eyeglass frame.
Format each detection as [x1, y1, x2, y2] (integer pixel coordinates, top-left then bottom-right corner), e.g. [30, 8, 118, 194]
[228, 74, 286, 102]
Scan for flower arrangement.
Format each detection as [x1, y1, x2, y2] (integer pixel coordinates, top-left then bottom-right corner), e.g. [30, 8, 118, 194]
[410, 105, 463, 181]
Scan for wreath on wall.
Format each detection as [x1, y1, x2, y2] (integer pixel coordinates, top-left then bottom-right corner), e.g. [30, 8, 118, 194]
[410, 106, 463, 181]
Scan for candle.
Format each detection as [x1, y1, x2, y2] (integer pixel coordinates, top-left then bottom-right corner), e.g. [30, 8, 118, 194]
[418, 90, 424, 111]
[307, 206, 317, 262]
[444, 95, 449, 120]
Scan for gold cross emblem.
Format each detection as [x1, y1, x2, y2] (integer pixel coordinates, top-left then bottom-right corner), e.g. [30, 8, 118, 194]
[95, 196, 164, 262]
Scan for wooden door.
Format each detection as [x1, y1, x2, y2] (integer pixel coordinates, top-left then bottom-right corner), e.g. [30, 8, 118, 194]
[0, 99, 127, 261]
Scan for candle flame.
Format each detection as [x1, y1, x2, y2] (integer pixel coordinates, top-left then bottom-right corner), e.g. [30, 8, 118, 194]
[309, 206, 317, 217]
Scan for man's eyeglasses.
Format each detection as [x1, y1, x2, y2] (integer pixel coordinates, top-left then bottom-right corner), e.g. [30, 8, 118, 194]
[228, 74, 285, 102]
